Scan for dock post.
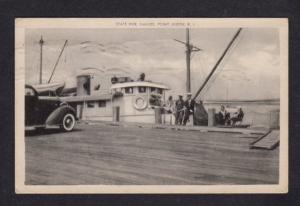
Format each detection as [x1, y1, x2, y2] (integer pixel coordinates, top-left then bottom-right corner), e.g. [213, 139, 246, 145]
[269, 109, 280, 129]
[113, 106, 120, 122]
[155, 107, 162, 124]
[208, 108, 216, 127]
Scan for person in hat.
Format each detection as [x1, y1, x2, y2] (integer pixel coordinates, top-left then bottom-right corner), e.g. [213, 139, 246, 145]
[175, 94, 184, 125]
[216, 105, 230, 125]
[182, 92, 195, 126]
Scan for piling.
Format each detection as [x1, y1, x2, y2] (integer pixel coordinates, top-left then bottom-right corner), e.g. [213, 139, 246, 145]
[155, 107, 162, 124]
[208, 108, 216, 127]
[113, 106, 120, 122]
[269, 109, 280, 129]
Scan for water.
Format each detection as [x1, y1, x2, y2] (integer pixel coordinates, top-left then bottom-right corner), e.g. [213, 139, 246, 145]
[203, 100, 280, 128]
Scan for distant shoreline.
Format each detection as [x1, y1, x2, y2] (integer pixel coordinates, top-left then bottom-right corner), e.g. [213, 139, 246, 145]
[203, 98, 280, 105]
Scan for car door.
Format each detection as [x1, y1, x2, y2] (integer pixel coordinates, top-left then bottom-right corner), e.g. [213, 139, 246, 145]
[36, 97, 61, 124]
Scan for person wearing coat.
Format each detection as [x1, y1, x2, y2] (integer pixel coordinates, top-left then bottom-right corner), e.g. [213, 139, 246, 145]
[216, 105, 230, 125]
[175, 95, 185, 125]
[230, 107, 244, 125]
[182, 93, 195, 126]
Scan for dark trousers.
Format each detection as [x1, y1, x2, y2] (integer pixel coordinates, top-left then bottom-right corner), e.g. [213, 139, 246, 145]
[183, 109, 193, 126]
[175, 110, 183, 125]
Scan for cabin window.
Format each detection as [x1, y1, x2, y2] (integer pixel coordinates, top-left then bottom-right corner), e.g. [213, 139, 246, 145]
[150, 87, 156, 93]
[138, 86, 147, 93]
[87, 101, 95, 108]
[98, 101, 106, 107]
[124, 87, 133, 94]
[157, 88, 163, 94]
[114, 88, 122, 94]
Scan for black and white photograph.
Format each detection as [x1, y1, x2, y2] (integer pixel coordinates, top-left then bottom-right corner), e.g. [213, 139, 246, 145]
[15, 18, 288, 193]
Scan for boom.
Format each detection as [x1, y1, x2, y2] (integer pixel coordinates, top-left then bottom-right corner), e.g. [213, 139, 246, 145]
[192, 28, 242, 101]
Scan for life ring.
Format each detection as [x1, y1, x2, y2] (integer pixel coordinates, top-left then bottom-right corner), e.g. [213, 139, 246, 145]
[133, 95, 148, 110]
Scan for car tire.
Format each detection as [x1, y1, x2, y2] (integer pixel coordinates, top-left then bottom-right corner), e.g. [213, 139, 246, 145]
[60, 113, 76, 132]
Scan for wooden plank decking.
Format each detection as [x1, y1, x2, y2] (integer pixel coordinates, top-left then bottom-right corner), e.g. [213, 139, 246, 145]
[250, 130, 280, 150]
[25, 123, 279, 185]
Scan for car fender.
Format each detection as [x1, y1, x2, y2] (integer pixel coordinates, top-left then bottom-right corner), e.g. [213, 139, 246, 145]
[46, 105, 76, 126]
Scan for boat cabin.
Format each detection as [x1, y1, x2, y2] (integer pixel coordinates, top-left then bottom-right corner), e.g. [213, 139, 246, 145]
[61, 73, 169, 124]
[110, 81, 169, 123]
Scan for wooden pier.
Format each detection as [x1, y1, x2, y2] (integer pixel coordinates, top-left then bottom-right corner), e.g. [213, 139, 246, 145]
[25, 122, 279, 185]
[250, 130, 280, 150]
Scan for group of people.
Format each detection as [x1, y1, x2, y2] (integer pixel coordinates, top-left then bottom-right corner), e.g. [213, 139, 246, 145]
[165, 95, 244, 127]
[216, 105, 244, 126]
[165, 93, 195, 126]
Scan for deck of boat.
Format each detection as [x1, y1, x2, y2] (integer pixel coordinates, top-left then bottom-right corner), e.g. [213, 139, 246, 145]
[25, 123, 279, 185]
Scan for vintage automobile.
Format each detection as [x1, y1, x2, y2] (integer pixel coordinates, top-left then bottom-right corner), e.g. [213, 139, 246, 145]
[25, 84, 77, 131]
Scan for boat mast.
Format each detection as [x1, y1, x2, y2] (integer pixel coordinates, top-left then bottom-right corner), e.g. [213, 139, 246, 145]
[39, 36, 44, 84]
[186, 29, 191, 93]
[174, 28, 201, 93]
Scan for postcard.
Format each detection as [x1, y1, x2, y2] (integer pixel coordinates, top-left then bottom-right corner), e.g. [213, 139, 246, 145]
[15, 18, 288, 193]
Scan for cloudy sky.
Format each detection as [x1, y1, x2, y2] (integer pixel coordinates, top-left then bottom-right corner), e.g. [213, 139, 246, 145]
[25, 28, 280, 100]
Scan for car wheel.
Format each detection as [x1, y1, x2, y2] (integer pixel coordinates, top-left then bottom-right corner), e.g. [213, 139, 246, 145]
[61, 113, 76, 132]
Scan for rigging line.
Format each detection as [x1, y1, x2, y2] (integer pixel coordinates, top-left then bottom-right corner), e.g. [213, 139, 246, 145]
[64, 45, 67, 63]
[199, 68, 229, 99]
[192, 58, 207, 92]
[48, 40, 68, 83]
[220, 28, 246, 74]
[207, 31, 243, 82]
[198, 50, 211, 78]
[193, 28, 242, 100]
[204, 29, 246, 95]
[69, 46, 76, 76]
[194, 30, 243, 98]
[198, 60, 225, 98]
[198, 53, 209, 82]
[200, 46, 237, 99]
[194, 56, 203, 82]
[31, 54, 39, 84]
[200, 69, 219, 98]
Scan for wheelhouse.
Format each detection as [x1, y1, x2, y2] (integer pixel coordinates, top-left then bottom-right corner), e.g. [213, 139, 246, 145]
[111, 81, 169, 109]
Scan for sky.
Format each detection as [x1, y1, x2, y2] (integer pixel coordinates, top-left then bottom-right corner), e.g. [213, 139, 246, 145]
[25, 28, 280, 100]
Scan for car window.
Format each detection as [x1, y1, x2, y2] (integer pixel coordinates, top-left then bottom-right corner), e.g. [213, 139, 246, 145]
[25, 87, 35, 96]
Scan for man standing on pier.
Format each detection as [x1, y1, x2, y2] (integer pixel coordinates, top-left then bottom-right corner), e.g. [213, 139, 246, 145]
[175, 95, 184, 125]
[183, 93, 195, 126]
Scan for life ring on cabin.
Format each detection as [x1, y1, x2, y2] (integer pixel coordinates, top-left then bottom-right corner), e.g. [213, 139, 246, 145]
[133, 95, 148, 110]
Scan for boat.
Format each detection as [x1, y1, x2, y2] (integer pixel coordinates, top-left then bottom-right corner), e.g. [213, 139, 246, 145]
[32, 82, 65, 96]
[60, 74, 170, 123]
